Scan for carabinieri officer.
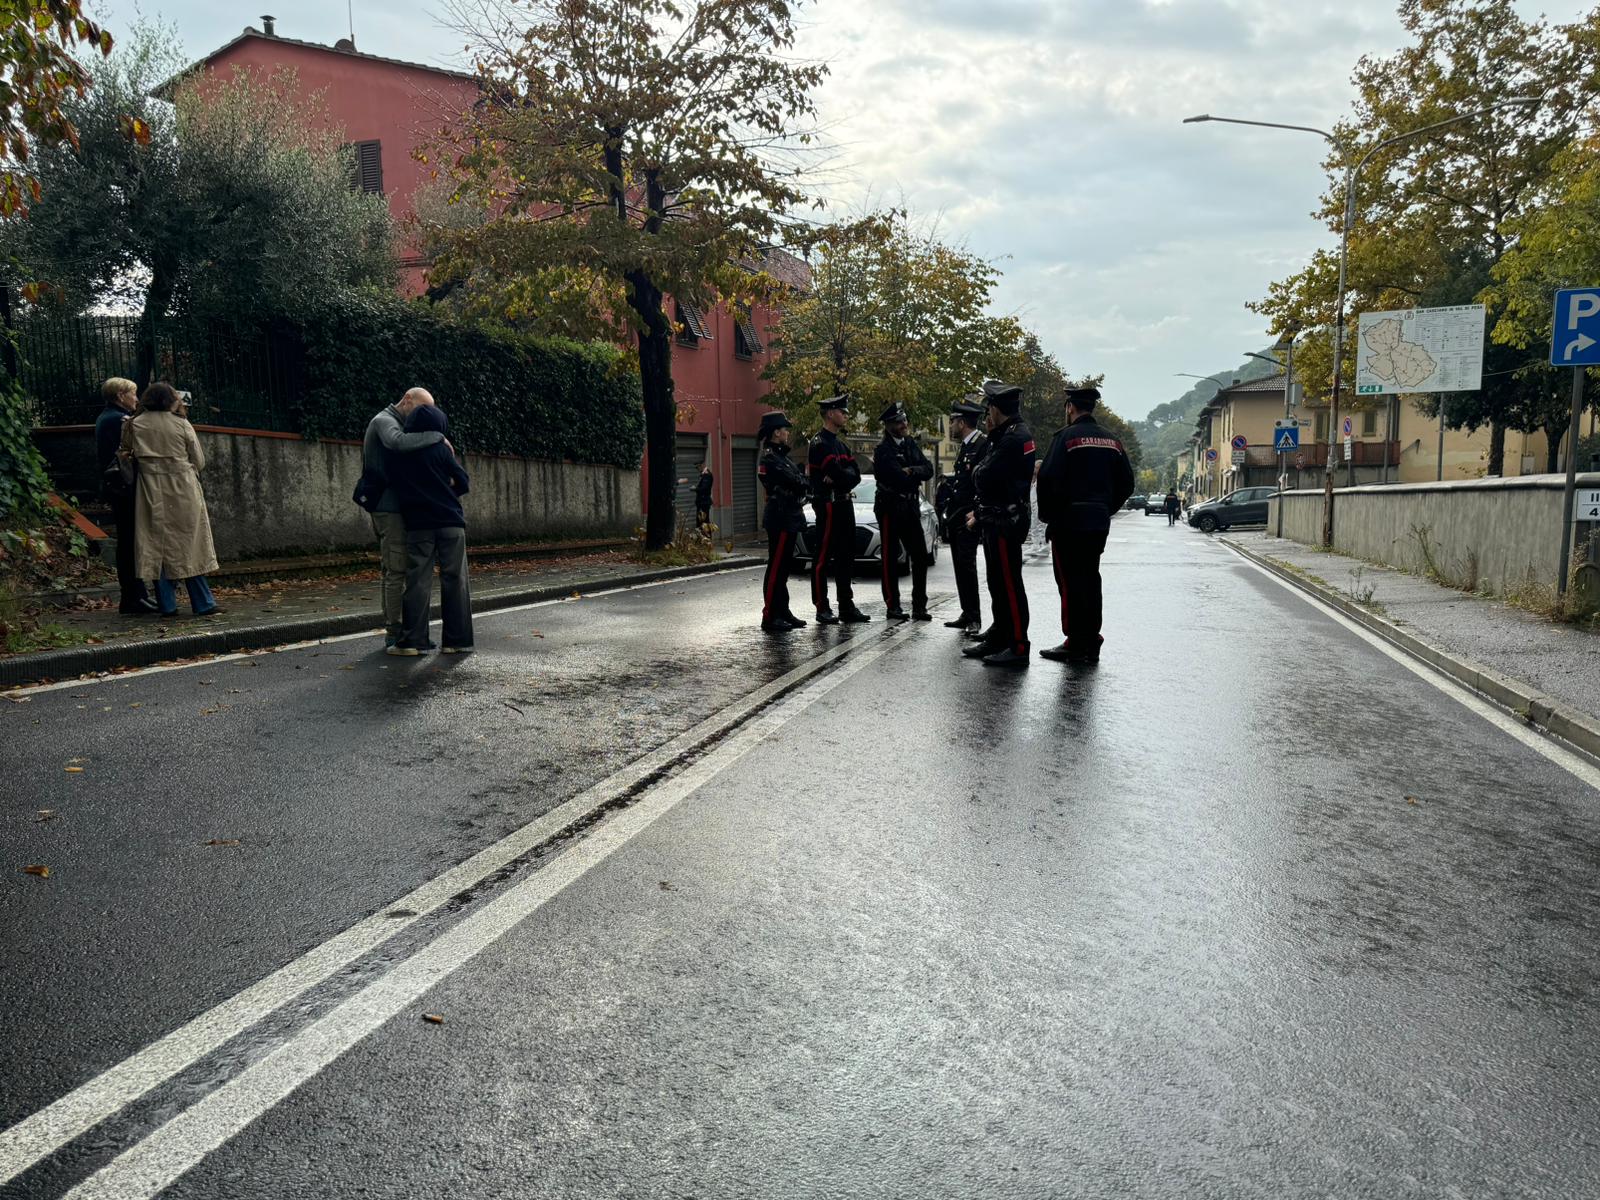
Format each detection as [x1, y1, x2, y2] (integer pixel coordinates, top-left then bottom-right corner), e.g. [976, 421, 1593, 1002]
[757, 410, 810, 632]
[1035, 384, 1135, 664]
[872, 402, 934, 621]
[942, 395, 987, 636]
[807, 394, 871, 625]
[961, 379, 1036, 668]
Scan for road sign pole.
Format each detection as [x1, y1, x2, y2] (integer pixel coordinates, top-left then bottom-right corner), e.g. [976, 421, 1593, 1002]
[1559, 367, 1586, 597]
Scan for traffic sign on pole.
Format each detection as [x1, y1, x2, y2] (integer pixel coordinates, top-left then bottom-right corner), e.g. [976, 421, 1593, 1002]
[1273, 426, 1300, 451]
[1573, 489, 1600, 523]
[1341, 416, 1353, 437]
[1552, 289, 1600, 365]
[1230, 434, 1249, 451]
[1205, 448, 1219, 463]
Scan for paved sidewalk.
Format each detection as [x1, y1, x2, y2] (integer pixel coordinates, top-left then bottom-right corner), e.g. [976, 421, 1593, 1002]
[1224, 529, 1600, 747]
[2, 549, 760, 686]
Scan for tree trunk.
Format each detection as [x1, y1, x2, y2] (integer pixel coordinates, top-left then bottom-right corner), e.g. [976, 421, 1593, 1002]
[136, 261, 177, 391]
[628, 269, 677, 550]
[1548, 418, 1566, 473]
[1488, 421, 1506, 477]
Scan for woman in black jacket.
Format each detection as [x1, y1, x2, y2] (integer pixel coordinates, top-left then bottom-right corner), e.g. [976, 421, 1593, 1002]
[756, 411, 810, 632]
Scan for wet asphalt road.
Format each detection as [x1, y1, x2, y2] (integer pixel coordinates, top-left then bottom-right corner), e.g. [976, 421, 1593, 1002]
[5, 515, 1600, 1198]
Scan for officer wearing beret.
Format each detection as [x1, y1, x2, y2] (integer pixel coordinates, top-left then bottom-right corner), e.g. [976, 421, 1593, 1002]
[757, 411, 810, 632]
[941, 395, 988, 636]
[961, 379, 1036, 668]
[1035, 384, 1136, 664]
[871, 402, 935, 621]
[807, 394, 871, 624]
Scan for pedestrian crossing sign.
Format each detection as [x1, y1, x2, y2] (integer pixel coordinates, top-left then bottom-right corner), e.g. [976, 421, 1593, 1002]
[1274, 426, 1300, 451]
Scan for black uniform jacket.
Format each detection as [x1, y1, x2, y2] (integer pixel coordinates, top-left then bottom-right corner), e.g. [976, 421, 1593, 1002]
[972, 417, 1036, 529]
[1036, 414, 1137, 535]
[695, 472, 714, 509]
[808, 428, 862, 505]
[944, 430, 988, 528]
[759, 444, 811, 533]
[872, 435, 933, 519]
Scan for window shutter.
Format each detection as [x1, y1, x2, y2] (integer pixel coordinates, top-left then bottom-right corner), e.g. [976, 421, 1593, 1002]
[734, 310, 763, 357]
[676, 301, 712, 344]
[346, 141, 383, 195]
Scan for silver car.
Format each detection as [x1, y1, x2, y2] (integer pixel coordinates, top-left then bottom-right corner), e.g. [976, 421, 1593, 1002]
[792, 478, 941, 573]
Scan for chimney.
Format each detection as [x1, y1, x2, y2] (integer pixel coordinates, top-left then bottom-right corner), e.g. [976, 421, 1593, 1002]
[260, 14, 276, 36]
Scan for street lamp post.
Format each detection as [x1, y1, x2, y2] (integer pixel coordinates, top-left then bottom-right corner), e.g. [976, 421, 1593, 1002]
[1184, 97, 1537, 545]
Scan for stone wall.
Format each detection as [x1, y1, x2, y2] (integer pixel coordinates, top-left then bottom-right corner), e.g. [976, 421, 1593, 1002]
[1268, 473, 1600, 593]
[36, 425, 642, 560]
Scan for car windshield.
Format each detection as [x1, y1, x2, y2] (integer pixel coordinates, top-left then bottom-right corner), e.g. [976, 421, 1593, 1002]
[852, 479, 877, 504]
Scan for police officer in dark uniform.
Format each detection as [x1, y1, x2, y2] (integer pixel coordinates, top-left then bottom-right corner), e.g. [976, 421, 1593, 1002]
[1035, 384, 1136, 664]
[961, 379, 1036, 668]
[941, 395, 987, 635]
[872, 402, 934, 621]
[807, 394, 871, 625]
[757, 411, 809, 632]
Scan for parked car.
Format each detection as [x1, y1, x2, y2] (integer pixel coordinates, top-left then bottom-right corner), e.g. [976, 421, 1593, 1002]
[791, 477, 940, 573]
[1142, 495, 1168, 516]
[1187, 486, 1278, 533]
[1125, 494, 1147, 512]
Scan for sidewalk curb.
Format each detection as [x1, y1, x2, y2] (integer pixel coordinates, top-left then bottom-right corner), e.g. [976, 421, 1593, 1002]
[1221, 536, 1600, 764]
[1, 556, 762, 689]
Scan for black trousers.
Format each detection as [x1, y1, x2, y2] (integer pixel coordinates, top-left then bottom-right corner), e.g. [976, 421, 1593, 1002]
[949, 522, 982, 621]
[810, 500, 855, 613]
[107, 494, 151, 611]
[1050, 529, 1109, 652]
[981, 526, 1029, 654]
[877, 505, 930, 612]
[762, 527, 799, 622]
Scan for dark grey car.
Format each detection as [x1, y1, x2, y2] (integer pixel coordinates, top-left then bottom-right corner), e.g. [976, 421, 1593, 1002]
[1187, 486, 1277, 533]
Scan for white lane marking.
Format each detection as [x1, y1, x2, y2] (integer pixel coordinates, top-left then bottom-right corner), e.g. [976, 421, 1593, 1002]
[2, 567, 760, 697]
[1239, 555, 1600, 790]
[64, 619, 911, 1200]
[0, 606, 902, 1186]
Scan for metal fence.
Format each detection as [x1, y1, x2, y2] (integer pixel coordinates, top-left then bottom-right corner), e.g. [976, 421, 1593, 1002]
[16, 314, 304, 432]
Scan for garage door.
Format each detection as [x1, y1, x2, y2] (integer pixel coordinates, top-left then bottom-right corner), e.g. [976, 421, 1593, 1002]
[673, 433, 709, 532]
[730, 444, 759, 535]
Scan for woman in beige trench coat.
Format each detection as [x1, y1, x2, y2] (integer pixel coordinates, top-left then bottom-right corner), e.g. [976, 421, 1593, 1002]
[120, 382, 222, 616]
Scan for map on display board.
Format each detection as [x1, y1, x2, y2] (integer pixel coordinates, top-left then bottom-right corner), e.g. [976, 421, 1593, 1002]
[1355, 304, 1485, 395]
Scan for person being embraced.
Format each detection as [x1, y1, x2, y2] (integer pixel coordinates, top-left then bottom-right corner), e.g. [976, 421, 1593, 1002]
[384, 394, 473, 656]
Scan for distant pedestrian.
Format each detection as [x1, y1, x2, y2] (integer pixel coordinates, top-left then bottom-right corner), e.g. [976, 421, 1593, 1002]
[1036, 385, 1135, 665]
[695, 464, 714, 531]
[942, 396, 987, 637]
[1164, 488, 1180, 526]
[95, 377, 157, 616]
[120, 382, 221, 616]
[872, 402, 934, 621]
[756, 411, 809, 632]
[385, 402, 473, 656]
[961, 379, 1036, 668]
[357, 388, 447, 649]
[807, 394, 870, 625]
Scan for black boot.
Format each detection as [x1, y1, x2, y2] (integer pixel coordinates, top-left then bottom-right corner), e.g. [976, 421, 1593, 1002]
[962, 639, 1002, 659]
[982, 646, 1030, 668]
[839, 606, 872, 624]
[816, 608, 840, 625]
[1039, 641, 1072, 662]
[783, 614, 808, 628]
[943, 612, 976, 628]
[911, 609, 933, 621]
[884, 607, 910, 622]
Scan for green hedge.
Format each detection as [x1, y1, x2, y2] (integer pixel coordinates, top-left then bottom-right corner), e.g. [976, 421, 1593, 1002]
[294, 296, 645, 468]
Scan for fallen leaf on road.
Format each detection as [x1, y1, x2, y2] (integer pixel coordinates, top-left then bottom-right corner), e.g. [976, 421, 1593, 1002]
[2, 693, 30, 704]
[530, 630, 545, 638]
[23, 865, 50, 878]
[64, 766, 84, 774]
[128, 702, 141, 709]
[1405, 795, 1421, 805]
[658, 881, 675, 891]
[198, 681, 214, 687]
[339, 665, 356, 671]
[422, 1013, 445, 1024]
[35, 810, 56, 822]
[569, 592, 583, 599]
[204, 838, 241, 847]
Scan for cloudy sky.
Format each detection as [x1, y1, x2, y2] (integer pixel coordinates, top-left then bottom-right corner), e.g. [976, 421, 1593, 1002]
[91, 0, 1591, 420]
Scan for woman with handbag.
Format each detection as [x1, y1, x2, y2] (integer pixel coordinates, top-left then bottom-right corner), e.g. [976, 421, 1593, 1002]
[96, 377, 158, 615]
[119, 382, 222, 617]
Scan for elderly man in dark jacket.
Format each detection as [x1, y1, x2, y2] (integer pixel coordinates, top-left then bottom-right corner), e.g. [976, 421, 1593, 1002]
[1036, 385, 1136, 665]
[385, 404, 473, 656]
[95, 377, 157, 615]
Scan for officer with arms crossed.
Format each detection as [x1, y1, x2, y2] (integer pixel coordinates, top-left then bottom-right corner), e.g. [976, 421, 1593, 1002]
[756, 411, 809, 632]
[1035, 384, 1136, 665]
[961, 379, 1036, 668]
[872, 402, 935, 621]
[941, 395, 988, 636]
[808, 394, 871, 625]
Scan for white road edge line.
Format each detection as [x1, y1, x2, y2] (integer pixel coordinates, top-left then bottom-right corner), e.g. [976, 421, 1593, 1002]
[0, 604, 911, 1186]
[3, 568, 760, 697]
[1239, 554, 1600, 791]
[62, 616, 911, 1200]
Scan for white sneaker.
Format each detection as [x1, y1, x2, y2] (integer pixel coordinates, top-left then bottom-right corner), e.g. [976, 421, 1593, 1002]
[386, 645, 421, 657]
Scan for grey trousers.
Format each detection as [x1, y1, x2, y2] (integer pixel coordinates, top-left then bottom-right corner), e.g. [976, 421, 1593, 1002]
[400, 526, 474, 650]
[371, 511, 408, 638]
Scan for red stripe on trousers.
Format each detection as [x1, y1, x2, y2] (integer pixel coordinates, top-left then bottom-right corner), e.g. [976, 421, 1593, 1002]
[1052, 538, 1068, 636]
[812, 505, 835, 608]
[764, 531, 788, 621]
[998, 537, 1025, 655]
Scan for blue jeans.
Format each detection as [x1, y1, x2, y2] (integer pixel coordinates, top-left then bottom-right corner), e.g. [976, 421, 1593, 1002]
[156, 573, 217, 615]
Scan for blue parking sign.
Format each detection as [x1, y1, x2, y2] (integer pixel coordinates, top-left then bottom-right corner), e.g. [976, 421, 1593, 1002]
[1552, 288, 1600, 365]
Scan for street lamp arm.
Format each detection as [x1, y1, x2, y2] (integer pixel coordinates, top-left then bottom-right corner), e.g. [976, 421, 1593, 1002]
[1351, 97, 1539, 177]
[1181, 114, 1337, 143]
